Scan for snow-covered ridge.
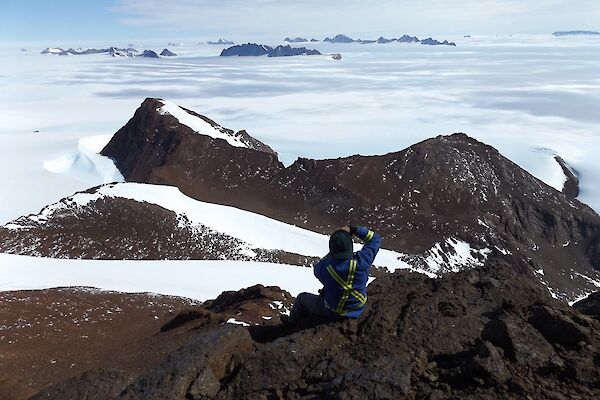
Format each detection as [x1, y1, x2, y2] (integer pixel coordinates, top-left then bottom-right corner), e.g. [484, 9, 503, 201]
[157, 100, 249, 149]
[4, 182, 483, 274]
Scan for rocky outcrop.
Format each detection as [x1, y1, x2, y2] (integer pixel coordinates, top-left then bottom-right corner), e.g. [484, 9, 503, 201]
[420, 37, 457, 46]
[25, 260, 600, 399]
[141, 50, 159, 58]
[41, 47, 140, 57]
[573, 292, 600, 321]
[220, 43, 321, 57]
[397, 35, 420, 43]
[284, 37, 308, 43]
[324, 34, 355, 43]
[1, 285, 290, 399]
[160, 48, 177, 56]
[555, 156, 580, 198]
[208, 39, 234, 45]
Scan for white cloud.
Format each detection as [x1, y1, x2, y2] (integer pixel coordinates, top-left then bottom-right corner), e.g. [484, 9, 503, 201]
[112, 0, 600, 38]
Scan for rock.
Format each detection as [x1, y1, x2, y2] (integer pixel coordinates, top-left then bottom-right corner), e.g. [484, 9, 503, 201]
[572, 292, 600, 321]
[220, 43, 321, 57]
[554, 156, 579, 198]
[29, 369, 134, 400]
[284, 37, 308, 43]
[118, 325, 254, 399]
[323, 34, 355, 43]
[186, 368, 221, 399]
[160, 48, 177, 56]
[23, 263, 600, 399]
[220, 43, 271, 56]
[470, 341, 510, 384]
[377, 37, 394, 43]
[140, 50, 159, 58]
[208, 39, 234, 45]
[331, 53, 342, 60]
[397, 35, 420, 43]
[528, 304, 587, 347]
[420, 37, 457, 46]
[267, 45, 321, 57]
[482, 315, 556, 366]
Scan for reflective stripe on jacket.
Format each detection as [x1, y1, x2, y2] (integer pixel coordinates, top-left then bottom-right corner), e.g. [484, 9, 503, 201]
[314, 226, 381, 318]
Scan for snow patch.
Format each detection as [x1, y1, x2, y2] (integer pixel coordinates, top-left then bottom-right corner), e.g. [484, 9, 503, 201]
[226, 318, 250, 327]
[157, 100, 248, 149]
[423, 238, 491, 274]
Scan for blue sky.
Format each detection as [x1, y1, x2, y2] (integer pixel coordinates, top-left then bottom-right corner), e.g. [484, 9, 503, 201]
[1, 0, 599, 42]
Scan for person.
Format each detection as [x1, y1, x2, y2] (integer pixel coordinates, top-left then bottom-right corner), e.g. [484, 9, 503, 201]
[284, 225, 381, 325]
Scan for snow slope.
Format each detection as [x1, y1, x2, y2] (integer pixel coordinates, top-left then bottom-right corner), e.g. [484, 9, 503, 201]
[5, 181, 441, 273]
[0, 253, 321, 301]
[43, 134, 124, 183]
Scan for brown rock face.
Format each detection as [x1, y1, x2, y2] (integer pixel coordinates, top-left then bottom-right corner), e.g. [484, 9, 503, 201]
[98, 98, 600, 299]
[1, 284, 291, 400]
[20, 260, 600, 400]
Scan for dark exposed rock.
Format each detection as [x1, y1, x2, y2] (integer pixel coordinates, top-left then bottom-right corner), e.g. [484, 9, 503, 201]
[528, 304, 589, 347]
[208, 39, 234, 45]
[397, 35, 420, 43]
[284, 37, 308, 43]
[160, 48, 177, 56]
[377, 36, 394, 43]
[555, 156, 580, 198]
[220, 43, 321, 57]
[323, 34, 355, 43]
[220, 43, 270, 56]
[573, 292, 600, 321]
[140, 50, 159, 58]
[25, 262, 600, 399]
[29, 369, 135, 400]
[118, 326, 254, 400]
[267, 45, 321, 57]
[420, 37, 457, 46]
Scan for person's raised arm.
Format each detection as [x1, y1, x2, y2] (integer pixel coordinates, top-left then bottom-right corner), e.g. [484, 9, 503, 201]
[350, 226, 381, 267]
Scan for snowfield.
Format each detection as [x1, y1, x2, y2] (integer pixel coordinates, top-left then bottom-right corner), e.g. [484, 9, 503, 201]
[0, 253, 322, 301]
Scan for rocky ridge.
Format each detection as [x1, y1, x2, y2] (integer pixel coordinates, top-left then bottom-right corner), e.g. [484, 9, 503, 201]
[19, 259, 600, 399]
[2, 98, 600, 300]
[220, 43, 321, 57]
[95, 98, 600, 301]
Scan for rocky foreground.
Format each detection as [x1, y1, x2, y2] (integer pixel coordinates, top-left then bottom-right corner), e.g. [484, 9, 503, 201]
[6, 256, 599, 399]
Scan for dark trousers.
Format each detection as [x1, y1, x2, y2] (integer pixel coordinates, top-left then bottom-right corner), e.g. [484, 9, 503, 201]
[288, 292, 337, 324]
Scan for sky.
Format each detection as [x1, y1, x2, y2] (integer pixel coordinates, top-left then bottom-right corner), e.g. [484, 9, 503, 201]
[0, 0, 599, 43]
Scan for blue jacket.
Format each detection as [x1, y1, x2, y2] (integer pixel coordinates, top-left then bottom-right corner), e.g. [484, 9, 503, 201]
[314, 226, 381, 318]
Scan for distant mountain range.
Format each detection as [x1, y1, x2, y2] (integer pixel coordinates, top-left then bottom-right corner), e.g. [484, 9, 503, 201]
[284, 37, 320, 43]
[40, 47, 177, 58]
[220, 43, 321, 57]
[322, 33, 456, 46]
[553, 30, 600, 36]
[208, 38, 234, 45]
